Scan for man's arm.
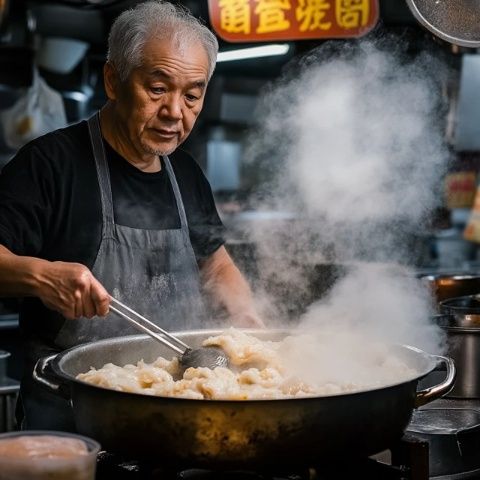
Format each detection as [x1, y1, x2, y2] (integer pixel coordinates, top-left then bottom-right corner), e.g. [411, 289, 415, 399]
[199, 245, 265, 327]
[0, 245, 110, 319]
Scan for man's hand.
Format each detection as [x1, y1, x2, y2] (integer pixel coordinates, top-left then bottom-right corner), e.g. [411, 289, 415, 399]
[230, 311, 266, 328]
[35, 261, 110, 319]
[0, 245, 110, 319]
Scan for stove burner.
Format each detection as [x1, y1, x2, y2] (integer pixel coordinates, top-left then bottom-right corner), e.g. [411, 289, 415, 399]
[95, 436, 429, 480]
[177, 468, 313, 480]
[177, 468, 307, 479]
[96, 453, 310, 480]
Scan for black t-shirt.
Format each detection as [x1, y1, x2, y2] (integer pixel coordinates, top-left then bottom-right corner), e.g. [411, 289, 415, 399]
[0, 120, 225, 267]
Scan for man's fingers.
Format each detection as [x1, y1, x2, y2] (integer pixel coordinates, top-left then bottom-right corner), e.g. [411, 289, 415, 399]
[82, 288, 97, 319]
[62, 307, 76, 320]
[73, 290, 83, 319]
[90, 277, 110, 317]
[246, 315, 266, 328]
[252, 316, 266, 328]
[231, 312, 266, 328]
[69, 270, 106, 319]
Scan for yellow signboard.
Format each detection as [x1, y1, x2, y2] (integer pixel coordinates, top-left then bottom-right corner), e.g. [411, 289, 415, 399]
[208, 0, 379, 42]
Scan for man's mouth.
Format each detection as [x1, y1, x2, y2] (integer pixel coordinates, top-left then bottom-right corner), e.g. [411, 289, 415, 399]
[154, 129, 178, 139]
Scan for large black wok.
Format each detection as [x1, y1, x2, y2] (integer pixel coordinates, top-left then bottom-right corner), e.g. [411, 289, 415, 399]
[34, 329, 455, 469]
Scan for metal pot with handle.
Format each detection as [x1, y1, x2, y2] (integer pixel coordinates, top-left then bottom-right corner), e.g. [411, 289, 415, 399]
[438, 295, 480, 398]
[418, 273, 480, 305]
[33, 329, 455, 469]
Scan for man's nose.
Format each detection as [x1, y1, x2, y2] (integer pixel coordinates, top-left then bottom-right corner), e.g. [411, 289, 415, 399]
[160, 93, 183, 120]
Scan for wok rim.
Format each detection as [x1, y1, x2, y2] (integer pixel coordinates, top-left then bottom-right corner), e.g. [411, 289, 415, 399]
[51, 330, 438, 403]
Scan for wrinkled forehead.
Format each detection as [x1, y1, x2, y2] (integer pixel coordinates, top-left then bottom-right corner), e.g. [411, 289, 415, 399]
[140, 28, 210, 73]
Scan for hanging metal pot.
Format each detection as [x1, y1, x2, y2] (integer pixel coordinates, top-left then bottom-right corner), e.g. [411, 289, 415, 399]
[406, 0, 480, 48]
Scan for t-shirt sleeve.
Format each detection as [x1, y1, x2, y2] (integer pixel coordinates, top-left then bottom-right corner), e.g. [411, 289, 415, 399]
[0, 143, 55, 256]
[180, 155, 226, 260]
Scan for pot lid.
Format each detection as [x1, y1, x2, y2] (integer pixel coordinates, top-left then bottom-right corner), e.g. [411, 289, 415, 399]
[406, 0, 480, 48]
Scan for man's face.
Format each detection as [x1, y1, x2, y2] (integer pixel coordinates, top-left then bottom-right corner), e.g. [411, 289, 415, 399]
[106, 36, 210, 156]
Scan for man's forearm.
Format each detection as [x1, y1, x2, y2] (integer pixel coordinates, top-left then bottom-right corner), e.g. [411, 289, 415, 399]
[0, 245, 46, 297]
[200, 246, 264, 327]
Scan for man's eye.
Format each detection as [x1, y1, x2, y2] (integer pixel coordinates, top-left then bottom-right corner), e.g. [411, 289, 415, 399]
[185, 94, 199, 102]
[151, 87, 165, 94]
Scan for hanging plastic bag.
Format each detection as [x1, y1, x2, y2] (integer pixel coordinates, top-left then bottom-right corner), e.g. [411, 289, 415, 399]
[0, 68, 67, 150]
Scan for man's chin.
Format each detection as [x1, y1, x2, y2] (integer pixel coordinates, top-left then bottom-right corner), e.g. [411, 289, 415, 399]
[142, 142, 178, 157]
[156, 148, 176, 156]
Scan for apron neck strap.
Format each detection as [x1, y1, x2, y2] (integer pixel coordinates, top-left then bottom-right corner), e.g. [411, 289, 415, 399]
[87, 112, 115, 237]
[162, 155, 189, 231]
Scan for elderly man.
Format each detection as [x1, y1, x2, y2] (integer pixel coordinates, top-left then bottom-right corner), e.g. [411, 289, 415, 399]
[0, 1, 263, 430]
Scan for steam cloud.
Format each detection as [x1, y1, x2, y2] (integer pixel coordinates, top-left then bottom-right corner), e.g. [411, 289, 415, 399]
[245, 39, 450, 354]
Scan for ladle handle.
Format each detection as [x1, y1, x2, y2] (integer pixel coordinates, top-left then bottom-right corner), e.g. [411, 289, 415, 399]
[109, 298, 188, 356]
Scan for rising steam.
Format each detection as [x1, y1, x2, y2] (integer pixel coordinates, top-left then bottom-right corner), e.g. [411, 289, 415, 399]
[245, 38, 450, 354]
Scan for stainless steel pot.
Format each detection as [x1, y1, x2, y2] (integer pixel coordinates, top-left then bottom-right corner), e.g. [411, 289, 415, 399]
[440, 295, 480, 327]
[439, 296, 480, 398]
[418, 273, 480, 305]
[33, 329, 455, 468]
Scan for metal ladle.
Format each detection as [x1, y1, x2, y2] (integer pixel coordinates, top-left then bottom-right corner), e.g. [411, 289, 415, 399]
[109, 297, 229, 370]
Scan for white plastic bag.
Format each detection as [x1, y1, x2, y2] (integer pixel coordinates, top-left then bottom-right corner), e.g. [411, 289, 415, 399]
[0, 68, 67, 150]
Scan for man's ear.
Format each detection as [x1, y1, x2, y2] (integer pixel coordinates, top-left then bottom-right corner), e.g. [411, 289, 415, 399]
[104, 62, 119, 101]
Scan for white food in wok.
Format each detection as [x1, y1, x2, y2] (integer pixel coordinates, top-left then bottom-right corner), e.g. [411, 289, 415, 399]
[76, 328, 419, 400]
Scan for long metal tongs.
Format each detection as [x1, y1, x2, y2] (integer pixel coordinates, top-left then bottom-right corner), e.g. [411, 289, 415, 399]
[109, 297, 189, 355]
[109, 297, 229, 369]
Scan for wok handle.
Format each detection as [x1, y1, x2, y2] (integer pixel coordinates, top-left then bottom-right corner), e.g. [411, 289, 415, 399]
[33, 354, 70, 399]
[414, 355, 456, 407]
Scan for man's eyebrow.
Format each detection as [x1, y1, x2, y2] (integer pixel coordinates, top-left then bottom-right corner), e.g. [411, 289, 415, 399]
[150, 69, 206, 88]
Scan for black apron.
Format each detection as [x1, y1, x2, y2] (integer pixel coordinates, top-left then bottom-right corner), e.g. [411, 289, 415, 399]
[18, 112, 207, 430]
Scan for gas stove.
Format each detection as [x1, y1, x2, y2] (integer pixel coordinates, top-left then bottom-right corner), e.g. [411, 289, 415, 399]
[95, 435, 428, 480]
[94, 398, 480, 480]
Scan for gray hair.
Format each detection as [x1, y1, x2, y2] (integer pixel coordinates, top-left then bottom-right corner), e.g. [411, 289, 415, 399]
[107, 1, 219, 82]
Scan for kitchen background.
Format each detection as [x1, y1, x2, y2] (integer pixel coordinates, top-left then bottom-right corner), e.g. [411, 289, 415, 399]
[0, 0, 480, 396]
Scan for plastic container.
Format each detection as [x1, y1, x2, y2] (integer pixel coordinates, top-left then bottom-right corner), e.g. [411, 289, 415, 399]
[0, 430, 100, 480]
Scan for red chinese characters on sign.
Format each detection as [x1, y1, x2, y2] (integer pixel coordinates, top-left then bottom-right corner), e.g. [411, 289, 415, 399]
[208, 0, 379, 42]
